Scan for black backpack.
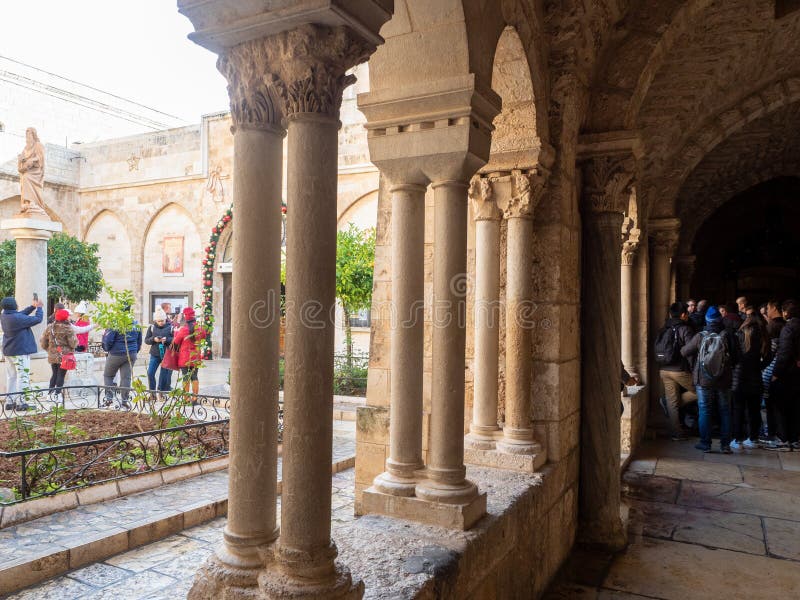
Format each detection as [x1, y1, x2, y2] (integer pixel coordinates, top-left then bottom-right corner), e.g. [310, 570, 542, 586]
[654, 325, 680, 366]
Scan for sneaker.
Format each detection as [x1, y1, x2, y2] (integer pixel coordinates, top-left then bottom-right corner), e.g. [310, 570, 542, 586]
[658, 396, 669, 419]
[742, 438, 758, 449]
[103, 398, 113, 407]
[694, 442, 712, 453]
[730, 439, 741, 450]
[791, 442, 800, 451]
[721, 445, 733, 454]
[671, 433, 689, 441]
[764, 439, 790, 452]
[4, 401, 15, 411]
[15, 402, 30, 411]
[121, 400, 132, 410]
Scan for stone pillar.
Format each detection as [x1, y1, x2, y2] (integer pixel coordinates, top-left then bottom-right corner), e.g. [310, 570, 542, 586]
[189, 38, 285, 599]
[414, 178, 486, 523]
[496, 170, 545, 467]
[465, 176, 502, 449]
[648, 219, 680, 330]
[578, 154, 633, 552]
[373, 182, 427, 495]
[260, 25, 371, 600]
[675, 255, 695, 302]
[0, 218, 62, 346]
[621, 227, 641, 379]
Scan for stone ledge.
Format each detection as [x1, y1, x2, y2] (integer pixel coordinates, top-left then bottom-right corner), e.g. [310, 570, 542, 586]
[362, 487, 487, 530]
[465, 445, 547, 472]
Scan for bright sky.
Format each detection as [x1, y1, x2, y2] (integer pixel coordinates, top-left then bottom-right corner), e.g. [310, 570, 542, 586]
[0, 0, 230, 123]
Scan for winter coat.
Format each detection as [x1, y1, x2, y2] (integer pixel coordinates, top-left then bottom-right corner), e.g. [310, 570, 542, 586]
[681, 320, 740, 389]
[732, 327, 763, 393]
[0, 306, 43, 356]
[40, 321, 78, 365]
[101, 326, 142, 356]
[145, 322, 174, 358]
[689, 311, 705, 333]
[773, 317, 800, 386]
[73, 319, 92, 349]
[658, 317, 695, 372]
[173, 321, 207, 368]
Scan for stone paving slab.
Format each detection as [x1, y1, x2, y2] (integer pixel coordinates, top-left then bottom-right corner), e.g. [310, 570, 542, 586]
[0, 426, 356, 597]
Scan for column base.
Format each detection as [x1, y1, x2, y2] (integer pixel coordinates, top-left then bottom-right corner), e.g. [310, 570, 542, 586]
[577, 504, 629, 553]
[362, 484, 486, 530]
[372, 470, 419, 497]
[464, 427, 503, 450]
[465, 443, 546, 473]
[188, 551, 264, 600]
[259, 564, 363, 600]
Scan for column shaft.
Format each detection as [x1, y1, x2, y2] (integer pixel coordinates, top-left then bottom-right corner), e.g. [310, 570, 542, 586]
[651, 250, 671, 329]
[620, 262, 637, 378]
[374, 184, 426, 495]
[498, 216, 537, 453]
[416, 180, 478, 504]
[280, 113, 340, 575]
[580, 210, 627, 550]
[222, 126, 284, 567]
[15, 235, 49, 345]
[469, 218, 501, 441]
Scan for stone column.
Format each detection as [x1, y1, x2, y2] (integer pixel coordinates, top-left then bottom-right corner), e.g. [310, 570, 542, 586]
[496, 170, 545, 464]
[648, 219, 680, 330]
[415, 179, 483, 513]
[675, 255, 695, 302]
[465, 175, 502, 449]
[578, 154, 633, 552]
[0, 219, 62, 346]
[373, 182, 427, 495]
[260, 24, 371, 600]
[621, 228, 641, 379]
[189, 39, 285, 599]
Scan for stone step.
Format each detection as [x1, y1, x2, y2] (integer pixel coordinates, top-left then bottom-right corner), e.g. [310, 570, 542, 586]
[0, 447, 355, 596]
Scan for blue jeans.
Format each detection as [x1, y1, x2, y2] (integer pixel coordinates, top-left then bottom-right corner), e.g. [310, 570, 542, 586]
[697, 386, 732, 448]
[147, 355, 173, 391]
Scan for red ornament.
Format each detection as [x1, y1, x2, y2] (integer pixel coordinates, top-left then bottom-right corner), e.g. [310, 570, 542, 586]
[204, 280, 212, 286]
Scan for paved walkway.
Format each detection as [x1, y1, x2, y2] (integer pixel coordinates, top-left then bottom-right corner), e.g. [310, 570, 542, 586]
[1, 421, 355, 599]
[547, 437, 800, 599]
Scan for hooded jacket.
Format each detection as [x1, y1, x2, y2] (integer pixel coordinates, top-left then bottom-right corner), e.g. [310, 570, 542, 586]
[658, 316, 695, 372]
[681, 320, 740, 389]
[40, 321, 79, 365]
[1, 305, 43, 356]
[773, 316, 800, 384]
[145, 322, 174, 358]
[102, 326, 142, 356]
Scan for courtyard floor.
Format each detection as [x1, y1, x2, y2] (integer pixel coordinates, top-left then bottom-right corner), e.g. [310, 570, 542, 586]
[547, 437, 800, 599]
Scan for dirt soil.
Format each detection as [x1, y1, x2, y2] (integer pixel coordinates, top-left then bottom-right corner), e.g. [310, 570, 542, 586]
[0, 410, 217, 495]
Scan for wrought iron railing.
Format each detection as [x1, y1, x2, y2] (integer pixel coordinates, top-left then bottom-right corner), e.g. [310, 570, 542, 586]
[0, 385, 284, 505]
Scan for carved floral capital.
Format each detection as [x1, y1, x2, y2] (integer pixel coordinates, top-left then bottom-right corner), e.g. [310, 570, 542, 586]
[621, 229, 641, 266]
[581, 154, 635, 215]
[469, 176, 501, 221]
[503, 168, 548, 220]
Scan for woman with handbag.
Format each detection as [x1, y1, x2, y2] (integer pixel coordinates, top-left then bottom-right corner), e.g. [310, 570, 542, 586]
[40, 308, 78, 400]
[172, 307, 207, 395]
[145, 308, 174, 393]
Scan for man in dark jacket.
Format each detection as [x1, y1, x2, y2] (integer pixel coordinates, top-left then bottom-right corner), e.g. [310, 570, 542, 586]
[681, 306, 739, 453]
[771, 299, 800, 449]
[689, 299, 708, 332]
[101, 307, 142, 407]
[1, 296, 44, 410]
[658, 302, 696, 440]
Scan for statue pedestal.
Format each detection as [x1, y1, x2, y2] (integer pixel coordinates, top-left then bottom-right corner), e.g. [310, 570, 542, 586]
[0, 217, 62, 346]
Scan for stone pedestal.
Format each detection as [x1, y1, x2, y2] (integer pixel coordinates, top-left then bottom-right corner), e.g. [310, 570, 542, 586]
[0, 217, 62, 347]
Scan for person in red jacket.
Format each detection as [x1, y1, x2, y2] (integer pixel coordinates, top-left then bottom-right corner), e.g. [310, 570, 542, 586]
[172, 307, 207, 394]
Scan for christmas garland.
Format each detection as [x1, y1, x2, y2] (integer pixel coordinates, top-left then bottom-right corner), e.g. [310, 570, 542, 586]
[201, 203, 287, 358]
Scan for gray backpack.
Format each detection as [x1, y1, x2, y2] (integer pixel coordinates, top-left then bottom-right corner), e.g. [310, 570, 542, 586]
[698, 331, 729, 383]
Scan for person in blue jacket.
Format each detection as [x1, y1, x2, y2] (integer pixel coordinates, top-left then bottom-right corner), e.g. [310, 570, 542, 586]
[101, 305, 142, 407]
[1, 296, 44, 411]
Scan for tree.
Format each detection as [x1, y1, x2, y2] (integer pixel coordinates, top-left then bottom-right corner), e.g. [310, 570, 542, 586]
[0, 233, 103, 302]
[335, 224, 375, 364]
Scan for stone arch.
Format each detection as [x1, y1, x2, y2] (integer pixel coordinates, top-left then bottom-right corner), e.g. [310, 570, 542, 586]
[84, 209, 132, 300]
[337, 189, 378, 231]
[141, 202, 203, 324]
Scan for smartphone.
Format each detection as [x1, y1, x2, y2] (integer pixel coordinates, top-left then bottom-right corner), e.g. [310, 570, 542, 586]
[32, 292, 38, 302]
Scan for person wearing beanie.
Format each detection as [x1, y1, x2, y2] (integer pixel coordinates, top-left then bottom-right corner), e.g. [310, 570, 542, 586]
[681, 303, 740, 453]
[145, 308, 174, 393]
[1, 295, 44, 411]
[172, 306, 207, 395]
[40, 308, 79, 400]
[71, 301, 94, 352]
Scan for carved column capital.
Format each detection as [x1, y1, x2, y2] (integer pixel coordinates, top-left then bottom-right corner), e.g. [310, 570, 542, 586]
[469, 176, 501, 221]
[580, 154, 635, 215]
[270, 24, 373, 120]
[621, 228, 641, 266]
[649, 218, 681, 256]
[501, 167, 548, 220]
